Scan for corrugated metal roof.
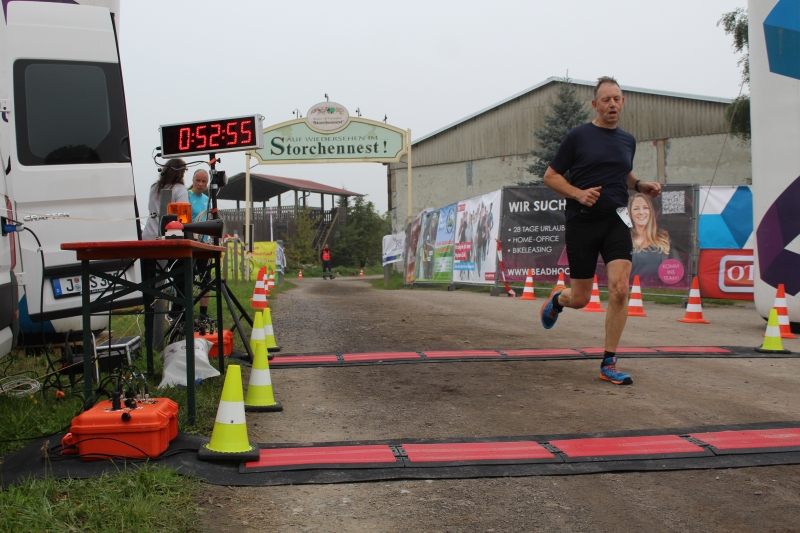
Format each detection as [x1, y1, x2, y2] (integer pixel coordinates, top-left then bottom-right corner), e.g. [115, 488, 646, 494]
[218, 172, 363, 202]
[413, 77, 734, 146]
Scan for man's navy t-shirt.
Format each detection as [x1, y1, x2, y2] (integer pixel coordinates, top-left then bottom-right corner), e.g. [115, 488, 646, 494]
[549, 122, 636, 219]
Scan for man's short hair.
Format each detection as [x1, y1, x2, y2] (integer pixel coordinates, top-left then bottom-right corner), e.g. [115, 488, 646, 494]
[193, 169, 209, 179]
[593, 76, 620, 99]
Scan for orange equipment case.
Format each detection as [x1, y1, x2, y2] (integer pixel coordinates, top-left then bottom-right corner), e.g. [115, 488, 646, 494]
[61, 398, 179, 461]
[195, 329, 233, 357]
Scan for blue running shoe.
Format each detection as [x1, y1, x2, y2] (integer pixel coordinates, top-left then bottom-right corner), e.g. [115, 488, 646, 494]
[540, 288, 563, 329]
[599, 357, 633, 385]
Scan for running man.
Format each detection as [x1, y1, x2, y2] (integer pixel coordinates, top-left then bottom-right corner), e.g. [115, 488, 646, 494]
[540, 76, 662, 385]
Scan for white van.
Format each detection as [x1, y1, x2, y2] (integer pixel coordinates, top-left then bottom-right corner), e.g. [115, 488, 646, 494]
[0, 0, 142, 358]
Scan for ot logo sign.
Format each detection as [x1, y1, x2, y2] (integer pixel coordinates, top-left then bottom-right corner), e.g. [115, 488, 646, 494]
[719, 255, 754, 293]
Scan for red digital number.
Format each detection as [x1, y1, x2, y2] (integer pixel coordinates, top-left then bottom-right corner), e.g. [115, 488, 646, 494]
[209, 123, 222, 148]
[240, 120, 253, 144]
[195, 125, 207, 149]
[225, 121, 238, 146]
[178, 127, 191, 150]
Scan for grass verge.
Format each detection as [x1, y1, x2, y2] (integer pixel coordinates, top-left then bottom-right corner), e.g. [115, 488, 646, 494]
[0, 465, 201, 533]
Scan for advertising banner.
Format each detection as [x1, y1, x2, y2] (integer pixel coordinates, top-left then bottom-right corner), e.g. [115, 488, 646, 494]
[500, 186, 569, 284]
[698, 186, 753, 249]
[382, 231, 406, 266]
[249, 241, 278, 280]
[453, 190, 502, 285]
[501, 185, 695, 289]
[416, 204, 456, 283]
[404, 216, 422, 283]
[698, 249, 755, 300]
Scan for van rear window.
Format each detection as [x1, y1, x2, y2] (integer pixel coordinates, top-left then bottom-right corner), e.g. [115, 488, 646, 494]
[13, 60, 130, 165]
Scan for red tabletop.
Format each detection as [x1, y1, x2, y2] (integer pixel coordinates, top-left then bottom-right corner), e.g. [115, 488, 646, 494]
[61, 240, 225, 261]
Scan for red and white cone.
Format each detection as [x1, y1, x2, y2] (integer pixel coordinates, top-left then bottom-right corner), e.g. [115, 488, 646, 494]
[627, 275, 647, 317]
[359, 268, 364, 277]
[298, 269, 303, 279]
[770, 284, 796, 339]
[555, 271, 567, 290]
[262, 269, 271, 298]
[251, 273, 267, 310]
[267, 269, 276, 291]
[678, 277, 710, 324]
[520, 269, 536, 301]
[582, 275, 605, 313]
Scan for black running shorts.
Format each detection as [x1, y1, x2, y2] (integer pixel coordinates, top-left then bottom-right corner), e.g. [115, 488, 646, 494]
[565, 211, 633, 279]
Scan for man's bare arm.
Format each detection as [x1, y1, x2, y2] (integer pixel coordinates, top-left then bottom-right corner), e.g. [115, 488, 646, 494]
[544, 166, 602, 207]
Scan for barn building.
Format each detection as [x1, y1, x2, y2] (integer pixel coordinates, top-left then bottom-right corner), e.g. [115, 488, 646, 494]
[387, 77, 750, 232]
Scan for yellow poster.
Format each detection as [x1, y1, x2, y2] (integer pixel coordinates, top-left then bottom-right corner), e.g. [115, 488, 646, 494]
[249, 242, 277, 280]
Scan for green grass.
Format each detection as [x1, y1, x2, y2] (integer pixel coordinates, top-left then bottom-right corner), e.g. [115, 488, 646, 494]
[369, 270, 404, 290]
[0, 465, 201, 533]
[0, 277, 298, 530]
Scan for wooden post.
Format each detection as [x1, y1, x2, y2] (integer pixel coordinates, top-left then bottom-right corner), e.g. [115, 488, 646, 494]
[407, 128, 412, 225]
[245, 151, 252, 252]
[384, 264, 391, 286]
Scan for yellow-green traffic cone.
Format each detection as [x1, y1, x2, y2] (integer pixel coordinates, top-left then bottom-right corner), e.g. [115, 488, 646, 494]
[198, 365, 259, 461]
[249, 310, 265, 356]
[245, 343, 283, 412]
[756, 308, 791, 354]
[263, 307, 281, 352]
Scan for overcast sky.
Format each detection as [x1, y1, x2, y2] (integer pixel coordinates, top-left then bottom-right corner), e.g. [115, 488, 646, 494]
[118, 0, 747, 214]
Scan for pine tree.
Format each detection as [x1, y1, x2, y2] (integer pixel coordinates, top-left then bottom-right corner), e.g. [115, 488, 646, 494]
[285, 207, 317, 267]
[522, 77, 590, 184]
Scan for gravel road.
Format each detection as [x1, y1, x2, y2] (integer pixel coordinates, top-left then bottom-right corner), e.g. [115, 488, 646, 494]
[197, 277, 800, 533]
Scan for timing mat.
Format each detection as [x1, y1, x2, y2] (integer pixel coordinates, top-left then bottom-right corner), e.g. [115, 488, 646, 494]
[267, 346, 795, 368]
[4, 422, 800, 487]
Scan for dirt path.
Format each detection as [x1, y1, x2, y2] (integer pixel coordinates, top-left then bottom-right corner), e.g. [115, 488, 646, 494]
[198, 278, 800, 533]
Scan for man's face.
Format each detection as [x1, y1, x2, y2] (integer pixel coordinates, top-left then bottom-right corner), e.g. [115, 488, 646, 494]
[592, 83, 625, 125]
[193, 172, 209, 194]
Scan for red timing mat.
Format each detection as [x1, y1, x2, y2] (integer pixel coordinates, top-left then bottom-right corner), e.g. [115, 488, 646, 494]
[269, 355, 339, 365]
[342, 352, 421, 362]
[424, 350, 502, 358]
[244, 445, 398, 471]
[578, 347, 658, 355]
[403, 442, 555, 464]
[503, 349, 582, 357]
[652, 346, 732, 354]
[550, 435, 707, 461]
[690, 428, 800, 454]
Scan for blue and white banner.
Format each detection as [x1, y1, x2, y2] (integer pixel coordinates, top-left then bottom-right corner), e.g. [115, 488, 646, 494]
[382, 232, 406, 266]
[698, 186, 753, 249]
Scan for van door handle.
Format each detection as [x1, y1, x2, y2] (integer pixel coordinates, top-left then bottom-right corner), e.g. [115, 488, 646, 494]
[119, 136, 131, 162]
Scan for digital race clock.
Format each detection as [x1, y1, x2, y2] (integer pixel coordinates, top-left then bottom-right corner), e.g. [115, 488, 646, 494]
[159, 115, 264, 158]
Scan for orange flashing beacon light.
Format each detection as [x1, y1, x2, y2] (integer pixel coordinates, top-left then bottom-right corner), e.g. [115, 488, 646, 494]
[167, 202, 192, 224]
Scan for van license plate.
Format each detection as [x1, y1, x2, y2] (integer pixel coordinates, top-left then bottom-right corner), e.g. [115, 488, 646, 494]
[51, 273, 127, 299]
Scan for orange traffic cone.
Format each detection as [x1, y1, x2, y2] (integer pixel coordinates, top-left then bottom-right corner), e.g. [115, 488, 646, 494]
[251, 273, 267, 310]
[582, 275, 605, 313]
[298, 269, 303, 279]
[627, 275, 647, 317]
[678, 277, 709, 324]
[771, 284, 797, 339]
[520, 269, 536, 301]
[267, 269, 276, 291]
[555, 271, 566, 290]
[359, 268, 364, 277]
[262, 269, 271, 298]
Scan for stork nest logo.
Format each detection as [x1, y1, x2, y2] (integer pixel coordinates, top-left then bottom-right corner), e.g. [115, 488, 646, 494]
[306, 102, 349, 132]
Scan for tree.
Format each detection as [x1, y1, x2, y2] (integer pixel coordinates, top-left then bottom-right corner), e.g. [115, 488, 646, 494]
[332, 196, 390, 268]
[718, 8, 751, 140]
[718, 8, 749, 85]
[285, 207, 317, 267]
[522, 77, 590, 184]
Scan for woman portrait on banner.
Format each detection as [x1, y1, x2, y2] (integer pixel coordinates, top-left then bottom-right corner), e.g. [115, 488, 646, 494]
[628, 192, 678, 279]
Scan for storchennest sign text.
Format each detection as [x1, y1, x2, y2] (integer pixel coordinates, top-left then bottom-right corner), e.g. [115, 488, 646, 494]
[253, 102, 407, 164]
